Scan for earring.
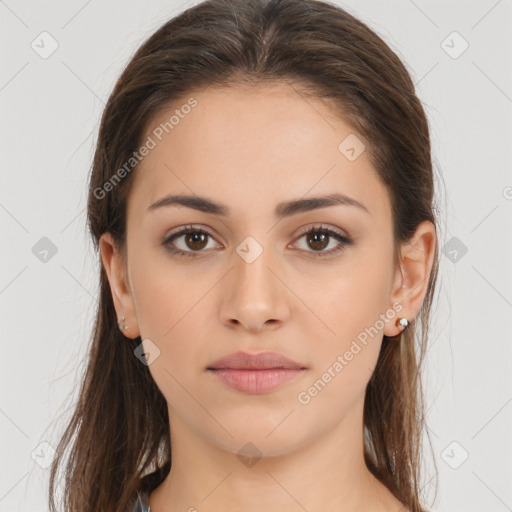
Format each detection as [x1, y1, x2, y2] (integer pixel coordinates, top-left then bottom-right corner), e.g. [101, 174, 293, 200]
[396, 317, 409, 331]
[118, 316, 128, 332]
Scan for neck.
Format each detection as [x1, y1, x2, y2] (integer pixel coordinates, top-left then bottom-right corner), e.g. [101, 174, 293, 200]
[149, 399, 403, 512]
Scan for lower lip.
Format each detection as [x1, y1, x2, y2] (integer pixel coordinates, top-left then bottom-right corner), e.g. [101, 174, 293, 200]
[208, 368, 306, 393]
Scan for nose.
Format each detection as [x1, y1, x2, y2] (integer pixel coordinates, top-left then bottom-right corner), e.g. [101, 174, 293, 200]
[219, 241, 291, 333]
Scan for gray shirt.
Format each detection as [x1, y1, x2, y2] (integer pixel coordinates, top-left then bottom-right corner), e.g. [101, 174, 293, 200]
[127, 490, 151, 512]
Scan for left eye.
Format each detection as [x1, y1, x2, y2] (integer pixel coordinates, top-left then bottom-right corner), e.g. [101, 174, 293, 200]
[293, 225, 352, 256]
[162, 224, 353, 258]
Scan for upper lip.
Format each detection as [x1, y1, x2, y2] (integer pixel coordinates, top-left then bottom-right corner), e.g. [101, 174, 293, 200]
[207, 351, 306, 370]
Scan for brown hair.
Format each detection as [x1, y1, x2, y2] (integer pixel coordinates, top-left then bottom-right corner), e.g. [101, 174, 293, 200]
[48, 0, 440, 510]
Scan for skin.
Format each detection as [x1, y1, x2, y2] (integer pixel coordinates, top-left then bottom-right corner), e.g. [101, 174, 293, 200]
[101, 82, 436, 512]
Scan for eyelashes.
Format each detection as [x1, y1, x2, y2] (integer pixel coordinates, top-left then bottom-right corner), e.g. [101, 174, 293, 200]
[163, 226, 216, 258]
[162, 224, 354, 259]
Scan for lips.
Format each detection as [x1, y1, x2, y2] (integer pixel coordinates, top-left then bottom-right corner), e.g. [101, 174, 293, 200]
[207, 351, 306, 370]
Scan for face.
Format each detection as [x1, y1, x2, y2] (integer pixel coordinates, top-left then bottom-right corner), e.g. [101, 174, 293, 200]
[108, 82, 408, 457]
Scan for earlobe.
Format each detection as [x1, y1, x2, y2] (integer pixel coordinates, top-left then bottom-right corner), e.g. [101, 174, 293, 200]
[384, 221, 437, 337]
[99, 232, 140, 339]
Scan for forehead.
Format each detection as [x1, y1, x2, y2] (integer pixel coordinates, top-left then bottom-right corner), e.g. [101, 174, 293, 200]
[127, 83, 391, 224]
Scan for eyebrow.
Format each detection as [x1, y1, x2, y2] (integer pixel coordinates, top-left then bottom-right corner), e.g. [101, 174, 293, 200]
[147, 192, 370, 217]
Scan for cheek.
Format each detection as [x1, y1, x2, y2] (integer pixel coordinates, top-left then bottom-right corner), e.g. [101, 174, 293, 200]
[294, 277, 386, 415]
[130, 247, 217, 353]
[132, 264, 209, 409]
[130, 245, 201, 339]
[301, 255, 392, 335]
[296, 252, 393, 380]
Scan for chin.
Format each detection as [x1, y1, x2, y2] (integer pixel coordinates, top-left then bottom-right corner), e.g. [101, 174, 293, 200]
[207, 422, 310, 459]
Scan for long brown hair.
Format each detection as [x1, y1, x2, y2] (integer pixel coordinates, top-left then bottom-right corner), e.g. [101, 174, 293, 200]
[48, 0, 440, 510]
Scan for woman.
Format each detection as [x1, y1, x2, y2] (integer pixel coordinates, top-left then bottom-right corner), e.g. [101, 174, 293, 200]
[48, 0, 440, 511]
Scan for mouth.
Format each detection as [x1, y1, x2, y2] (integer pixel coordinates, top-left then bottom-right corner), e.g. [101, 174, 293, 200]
[206, 351, 307, 394]
[206, 350, 306, 371]
[207, 367, 306, 394]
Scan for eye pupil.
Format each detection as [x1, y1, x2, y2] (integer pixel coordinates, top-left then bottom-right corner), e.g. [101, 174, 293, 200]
[307, 232, 328, 251]
[186, 232, 208, 250]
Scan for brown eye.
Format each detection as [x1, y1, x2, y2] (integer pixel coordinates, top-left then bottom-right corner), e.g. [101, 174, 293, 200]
[162, 224, 353, 259]
[293, 225, 354, 258]
[162, 226, 220, 258]
[306, 231, 329, 251]
[184, 231, 208, 250]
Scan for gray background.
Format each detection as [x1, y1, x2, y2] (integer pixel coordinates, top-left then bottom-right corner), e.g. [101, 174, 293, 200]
[1, 0, 511, 510]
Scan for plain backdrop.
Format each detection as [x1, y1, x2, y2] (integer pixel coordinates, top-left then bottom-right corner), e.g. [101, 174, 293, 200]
[1, 1, 511, 511]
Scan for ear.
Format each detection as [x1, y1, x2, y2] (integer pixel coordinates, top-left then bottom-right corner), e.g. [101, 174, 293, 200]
[99, 232, 141, 339]
[383, 220, 437, 337]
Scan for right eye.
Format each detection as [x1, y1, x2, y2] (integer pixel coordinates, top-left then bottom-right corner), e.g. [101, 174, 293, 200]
[162, 225, 221, 258]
